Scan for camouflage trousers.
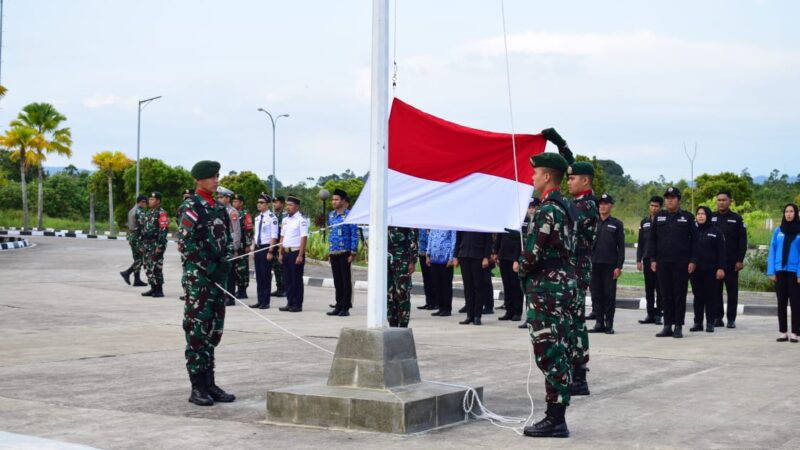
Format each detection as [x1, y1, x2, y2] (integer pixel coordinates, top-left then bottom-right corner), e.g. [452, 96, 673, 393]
[236, 250, 250, 291]
[144, 243, 165, 287]
[183, 279, 226, 374]
[271, 248, 284, 291]
[526, 277, 576, 406]
[127, 237, 143, 272]
[387, 260, 412, 327]
[568, 258, 592, 368]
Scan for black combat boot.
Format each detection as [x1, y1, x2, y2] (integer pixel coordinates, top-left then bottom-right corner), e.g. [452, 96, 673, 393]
[604, 319, 615, 334]
[188, 372, 214, 406]
[206, 369, 235, 402]
[120, 268, 133, 285]
[141, 287, 154, 297]
[655, 314, 663, 325]
[638, 314, 655, 324]
[518, 322, 529, 329]
[523, 403, 569, 438]
[236, 289, 248, 299]
[570, 367, 590, 396]
[655, 325, 673, 337]
[133, 272, 148, 287]
[152, 285, 164, 298]
[672, 325, 683, 338]
[587, 319, 606, 333]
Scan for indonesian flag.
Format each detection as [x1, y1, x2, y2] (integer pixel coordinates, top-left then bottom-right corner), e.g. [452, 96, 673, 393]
[345, 98, 546, 232]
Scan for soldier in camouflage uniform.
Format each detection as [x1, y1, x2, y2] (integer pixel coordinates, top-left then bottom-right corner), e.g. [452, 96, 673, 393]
[232, 194, 253, 299]
[176, 189, 194, 300]
[140, 192, 169, 298]
[542, 128, 596, 397]
[178, 160, 235, 406]
[120, 195, 149, 287]
[519, 152, 577, 439]
[271, 196, 288, 297]
[217, 187, 241, 306]
[387, 227, 418, 327]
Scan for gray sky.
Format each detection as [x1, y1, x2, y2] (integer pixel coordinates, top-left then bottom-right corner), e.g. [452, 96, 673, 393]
[3, 0, 798, 184]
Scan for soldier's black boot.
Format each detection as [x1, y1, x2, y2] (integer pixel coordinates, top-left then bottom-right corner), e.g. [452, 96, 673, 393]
[587, 319, 606, 333]
[236, 289, 248, 299]
[206, 369, 235, 402]
[655, 314, 664, 325]
[141, 287, 154, 297]
[570, 367, 590, 396]
[672, 325, 683, 338]
[188, 372, 214, 406]
[152, 284, 164, 298]
[638, 314, 655, 324]
[120, 268, 133, 285]
[655, 325, 673, 337]
[133, 272, 148, 287]
[523, 403, 569, 438]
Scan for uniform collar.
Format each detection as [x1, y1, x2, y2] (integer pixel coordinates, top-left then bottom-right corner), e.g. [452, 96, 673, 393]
[196, 188, 215, 207]
[541, 187, 560, 199]
[575, 189, 594, 199]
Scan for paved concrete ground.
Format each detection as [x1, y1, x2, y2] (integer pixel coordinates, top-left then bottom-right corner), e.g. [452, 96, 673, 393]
[1, 237, 798, 450]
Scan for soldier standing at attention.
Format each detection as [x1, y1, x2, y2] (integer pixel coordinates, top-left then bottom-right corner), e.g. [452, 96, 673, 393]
[232, 194, 254, 300]
[711, 190, 747, 329]
[178, 160, 235, 406]
[588, 194, 625, 335]
[637, 196, 664, 325]
[518, 198, 541, 330]
[278, 195, 308, 312]
[326, 189, 359, 317]
[647, 187, 699, 339]
[217, 187, 241, 306]
[249, 193, 278, 309]
[387, 227, 418, 327]
[271, 196, 288, 297]
[176, 189, 194, 300]
[141, 192, 169, 298]
[519, 152, 577, 438]
[121, 195, 149, 287]
[542, 128, 595, 398]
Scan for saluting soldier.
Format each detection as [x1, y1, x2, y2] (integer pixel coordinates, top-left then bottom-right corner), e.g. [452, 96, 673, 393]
[177, 160, 235, 406]
[141, 191, 169, 298]
[271, 196, 288, 297]
[387, 227, 418, 327]
[711, 190, 747, 328]
[120, 195, 149, 287]
[646, 187, 699, 339]
[232, 194, 254, 299]
[278, 195, 309, 312]
[217, 187, 241, 306]
[588, 194, 625, 335]
[637, 196, 664, 325]
[519, 152, 577, 438]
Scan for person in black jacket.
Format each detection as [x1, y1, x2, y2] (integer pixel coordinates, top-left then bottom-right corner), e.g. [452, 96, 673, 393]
[637, 196, 664, 325]
[588, 194, 625, 334]
[646, 187, 699, 339]
[493, 212, 528, 322]
[690, 206, 727, 333]
[711, 190, 747, 329]
[454, 231, 493, 325]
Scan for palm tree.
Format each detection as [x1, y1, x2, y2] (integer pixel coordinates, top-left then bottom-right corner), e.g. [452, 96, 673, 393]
[91, 151, 132, 233]
[12, 103, 73, 228]
[0, 126, 45, 228]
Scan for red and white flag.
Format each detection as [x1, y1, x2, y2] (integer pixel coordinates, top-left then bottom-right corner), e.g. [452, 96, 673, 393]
[345, 98, 546, 232]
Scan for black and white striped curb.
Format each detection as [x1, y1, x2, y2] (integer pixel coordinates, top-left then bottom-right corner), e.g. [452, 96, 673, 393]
[0, 236, 31, 250]
[0, 228, 175, 240]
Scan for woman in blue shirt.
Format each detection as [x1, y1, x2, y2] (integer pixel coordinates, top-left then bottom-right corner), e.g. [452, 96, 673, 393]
[767, 203, 800, 342]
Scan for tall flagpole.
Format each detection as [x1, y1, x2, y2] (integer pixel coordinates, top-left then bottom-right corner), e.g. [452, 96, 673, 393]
[366, 0, 390, 329]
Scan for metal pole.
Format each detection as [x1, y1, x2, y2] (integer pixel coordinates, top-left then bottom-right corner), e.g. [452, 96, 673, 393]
[0, 0, 4, 86]
[257, 109, 289, 201]
[366, 0, 390, 329]
[135, 96, 162, 199]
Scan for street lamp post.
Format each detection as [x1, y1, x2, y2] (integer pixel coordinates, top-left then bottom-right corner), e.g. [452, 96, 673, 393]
[135, 95, 162, 198]
[257, 108, 289, 200]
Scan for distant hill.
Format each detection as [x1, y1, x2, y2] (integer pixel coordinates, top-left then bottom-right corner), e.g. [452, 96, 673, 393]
[43, 166, 95, 175]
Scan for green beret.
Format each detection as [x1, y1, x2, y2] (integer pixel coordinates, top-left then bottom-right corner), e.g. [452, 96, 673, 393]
[149, 191, 162, 200]
[190, 160, 220, 180]
[530, 152, 568, 174]
[568, 161, 594, 176]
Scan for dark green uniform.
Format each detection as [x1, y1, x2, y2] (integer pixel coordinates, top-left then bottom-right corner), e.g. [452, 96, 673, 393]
[570, 193, 597, 368]
[387, 227, 418, 328]
[141, 207, 169, 289]
[127, 205, 146, 272]
[178, 194, 234, 375]
[519, 188, 577, 406]
[236, 208, 254, 294]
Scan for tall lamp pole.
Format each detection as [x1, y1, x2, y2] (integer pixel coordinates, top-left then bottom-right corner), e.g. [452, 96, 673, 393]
[257, 108, 289, 200]
[135, 95, 162, 198]
[683, 142, 697, 212]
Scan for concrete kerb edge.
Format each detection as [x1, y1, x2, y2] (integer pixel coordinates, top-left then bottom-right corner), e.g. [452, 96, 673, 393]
[0, 228, 175, 240]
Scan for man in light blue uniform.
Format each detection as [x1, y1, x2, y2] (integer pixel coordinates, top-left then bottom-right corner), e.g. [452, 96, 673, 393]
[326, 189, 359, 317]
[426, 229, 458, 316]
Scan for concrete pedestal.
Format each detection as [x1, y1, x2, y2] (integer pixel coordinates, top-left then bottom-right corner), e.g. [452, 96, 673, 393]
[266, 327, 482, 434]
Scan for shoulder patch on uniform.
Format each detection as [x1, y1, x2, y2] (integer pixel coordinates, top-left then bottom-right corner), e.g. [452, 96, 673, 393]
[185, 209, 199, 222]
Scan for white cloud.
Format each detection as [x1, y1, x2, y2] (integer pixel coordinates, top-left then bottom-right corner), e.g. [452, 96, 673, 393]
[81, 93, 139, 110]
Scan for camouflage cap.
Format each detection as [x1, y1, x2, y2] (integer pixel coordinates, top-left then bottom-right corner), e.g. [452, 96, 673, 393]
[190, 160, 220, 180]
[530, 152, 568, 174]
[568, 161, 594, 176]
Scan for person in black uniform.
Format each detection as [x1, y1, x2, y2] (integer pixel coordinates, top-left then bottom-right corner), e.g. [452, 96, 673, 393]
[493, 220, 525, 322]
[690, 206, 727, 333]
[646, 187, 699, 339]
[711, 190, 747, 329]
[588, 194, 625, 334]
[637, 196, 664, 325]
[454, 231, 493, 326]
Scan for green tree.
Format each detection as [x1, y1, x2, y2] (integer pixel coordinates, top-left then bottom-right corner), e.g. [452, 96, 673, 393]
[694, 172, 753, 206]
[92, 151, 133, 233]
[219, 171, 268, 212]
[12, 103, 73, 228]
[0, 126, 45, 227]
[322, 178, 366, 206]
[121, 159, 194, 222]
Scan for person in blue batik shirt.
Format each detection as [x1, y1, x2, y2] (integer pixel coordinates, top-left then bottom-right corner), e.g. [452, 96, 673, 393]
[426, 229, 458, 316]
[326, 189, 359, 317]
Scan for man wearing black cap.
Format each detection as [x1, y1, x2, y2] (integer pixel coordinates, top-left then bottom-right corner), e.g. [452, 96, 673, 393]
[120, 195, 149, 287]
[711, 190, 747, 328]
[178, 160, 235, 406]
[232, 194, 254, 300]
[251, 193, 278, 309]
[588, 194, 625, 334]
[140, 192, 169, 298]
[646, 187, 699, 339]
[271, 196, 287, 297]
[327, 189, 359, 316]
[279, 195, 308, 312]
[637, 196, 664, 325]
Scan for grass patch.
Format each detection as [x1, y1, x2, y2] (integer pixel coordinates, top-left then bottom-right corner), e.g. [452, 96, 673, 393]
[0, 209, 111, 233]
[617, 270, 645, 288]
